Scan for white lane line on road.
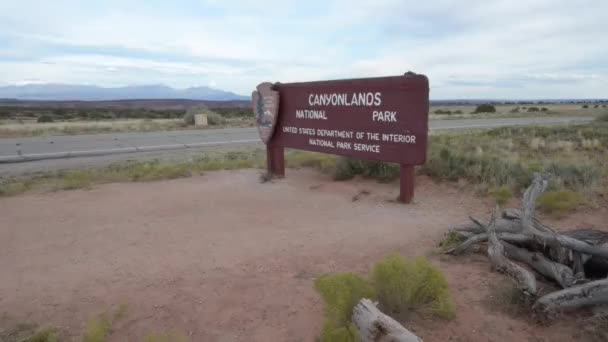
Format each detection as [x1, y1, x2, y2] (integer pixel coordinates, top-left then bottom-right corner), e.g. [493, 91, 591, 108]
[431, 119, 591, 130]
[0, 139, 261, 162]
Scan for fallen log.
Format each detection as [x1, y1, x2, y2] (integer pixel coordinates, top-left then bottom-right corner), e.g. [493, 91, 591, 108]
[352, 298, 422, 342]
[452, 217, 522, 235]
[446, 232, 531, 255]
[486, 210, 538, 295]
[503, 242, 575, 288]
[520, 175, 608, 260]
[535, 278, 608, 312]
[572, 251, 586, 280]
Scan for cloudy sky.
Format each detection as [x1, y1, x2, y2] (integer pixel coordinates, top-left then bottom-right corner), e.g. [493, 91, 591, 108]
[0, 0, 606, 98]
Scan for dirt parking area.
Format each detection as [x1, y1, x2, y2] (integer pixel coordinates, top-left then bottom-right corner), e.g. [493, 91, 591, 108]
[1, 169, 604, 341]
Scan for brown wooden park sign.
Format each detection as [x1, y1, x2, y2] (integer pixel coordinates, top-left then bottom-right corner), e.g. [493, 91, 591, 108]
[252, 73, 429, 203]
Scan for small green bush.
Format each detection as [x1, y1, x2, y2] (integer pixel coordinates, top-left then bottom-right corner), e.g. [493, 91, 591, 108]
[473, 104, 496, 113]
[332, 158, 400, 182]
[541, 107, 548, 112]
[333, 158, 362, 181]
[315, 273, 375, 342]
[527, 107, 540, 112]
[537, 190, 583, 215]
[594, 104, 599, 108]
[489, 186, 513, 206]
[37, 115, 54, 123]
[583, 104, 589, 109]
[206, 111, 227, 126]
[372, 255, 455, 319]
[438, 231, 466, 252]
[453, 110, 463, 114]
[82, 315, 111, 342]
[24, 327, 59, 342]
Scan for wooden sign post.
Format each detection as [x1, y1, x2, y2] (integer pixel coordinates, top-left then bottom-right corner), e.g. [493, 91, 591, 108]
[253, 73, 429, 203]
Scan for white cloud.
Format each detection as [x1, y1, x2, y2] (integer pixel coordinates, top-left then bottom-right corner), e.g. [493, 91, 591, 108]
[0, 0, 606, 97]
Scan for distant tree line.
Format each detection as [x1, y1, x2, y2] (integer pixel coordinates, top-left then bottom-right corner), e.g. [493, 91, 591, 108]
[0, 105, 253, 121]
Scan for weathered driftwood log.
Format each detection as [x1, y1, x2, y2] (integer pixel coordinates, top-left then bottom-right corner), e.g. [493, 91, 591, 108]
[572, 251, 586, 280]
[563, 229, 608, 246]
[519, 175, 608, 260]
[503, 242, 575, 288]
[521, 173, 549, 235]
[535, 278, 608, 311]
[452, 217, 522, 235]
[486, 210, 538, 295]
[352, 299, 422, 342]
[446, 232, 531, 255]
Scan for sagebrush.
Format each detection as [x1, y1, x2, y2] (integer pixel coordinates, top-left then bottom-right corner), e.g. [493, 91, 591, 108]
[372, 255, 455, 319]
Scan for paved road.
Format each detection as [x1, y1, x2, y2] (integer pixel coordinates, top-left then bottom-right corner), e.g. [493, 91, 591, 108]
[0, 116, 593, 175]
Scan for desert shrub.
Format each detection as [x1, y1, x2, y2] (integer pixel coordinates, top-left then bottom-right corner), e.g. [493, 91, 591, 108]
[594, 104, 600, 108]
[544, 162, 601, 190]
[286, 151, 337, 173]
[371, 255, 455, 319]
[356, 160, 399, 182]
[315, 273, 375, 342]
[583, 104, 589, 109]
[62, 170, 93, 190]
[184, 107, 226, 126]
[473, 104, 496, 113]
[212, 107, 254, 118]
[13, 326, 59, 342]
[37, 114, 54, 123]
[537, 190, 583, 215]
[489, 186, 513, 206]
[438, 231, 466, 252]
[0, 181, 29, 196]
[434, 109, 452, 115]
[423, 147, 530, 190]
[89, 111, 116, 120]
[206, 111, 227, 126]
[541, 107, 548, 112]
[603, 104, 607, 108]
[333, 158, 400, 182]
[183, 110, 195, 125]
[333, 158, 362, 180]
[527, 107, 539, 112]
[510, 106, 520, 113]
[183, 106, 205, 125]
[453, 110, 463, 114]
[82, 316, 111, 342]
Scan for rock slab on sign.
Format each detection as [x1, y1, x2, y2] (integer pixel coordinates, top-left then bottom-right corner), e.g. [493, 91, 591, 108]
[252, 82, 280, 144]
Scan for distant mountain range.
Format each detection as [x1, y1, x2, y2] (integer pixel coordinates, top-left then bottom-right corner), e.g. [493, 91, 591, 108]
[0, 83, 249, 101]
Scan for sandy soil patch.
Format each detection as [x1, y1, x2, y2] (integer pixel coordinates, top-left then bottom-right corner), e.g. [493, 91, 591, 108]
[1, 169, 605, 341]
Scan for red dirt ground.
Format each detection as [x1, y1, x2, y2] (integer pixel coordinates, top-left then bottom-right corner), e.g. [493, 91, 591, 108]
[1, 169, 606, 341]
